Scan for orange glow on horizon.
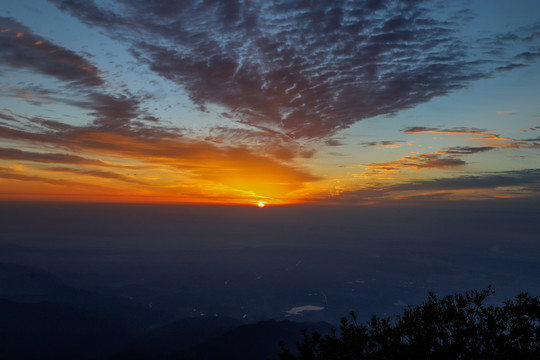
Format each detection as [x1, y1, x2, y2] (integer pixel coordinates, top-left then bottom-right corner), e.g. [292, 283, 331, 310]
[1, 125, 536, 205]
[0, 128, 322, 205]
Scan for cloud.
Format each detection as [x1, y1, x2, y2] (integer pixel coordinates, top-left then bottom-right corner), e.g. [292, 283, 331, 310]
[325, 139, 347, 147]
[496, 110, 516, 116]
[0, 111, 19, 123]
[360, 153, 467, 175]
[1, 83, 174, 147]
[0, 16, 103, 87]
[520, 136, 540, 142]
[2, 3, 539, 204]
[284, 305, 325, 316]
[0, 118, 320, 199]
[76, 93, 142, 128]
[360, 140, 407, 149]
[0, 16, 154, 135]
[0, 15, 317, 174]
[43, 166, 149, 185]
[0, 147, 112, 166]
[515, 50, 540, 62]
[49, 0, 540, 139]
[477, 137, 540, 149]
[437, 146, 495, 155]
[0, 165, 111, 191]
[495, 63, 527, 71]
[204, 125, 307, 161]
[336, 168, 540, 202]
[393, 169, 540, 192]
[402, 125, 540, 149]
[402, 126, 504, 139]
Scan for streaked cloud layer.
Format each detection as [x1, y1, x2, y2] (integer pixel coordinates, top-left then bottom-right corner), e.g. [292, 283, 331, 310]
[49, 0, 540, 138]
[0, 0, 539, 204]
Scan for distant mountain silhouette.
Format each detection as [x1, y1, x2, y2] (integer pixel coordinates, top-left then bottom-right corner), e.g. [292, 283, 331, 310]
[112, 316, 242, 358]
[0, 262, 65, 299]
[171, 319, 332, 360]
[110, 319, 332, 360]
[0, 298, 130, 360]
[1, 262, 333, 360]
[0, 262, 163, 332]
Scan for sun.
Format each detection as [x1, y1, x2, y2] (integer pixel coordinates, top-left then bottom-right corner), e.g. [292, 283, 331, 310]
[257, 201, 265, 208]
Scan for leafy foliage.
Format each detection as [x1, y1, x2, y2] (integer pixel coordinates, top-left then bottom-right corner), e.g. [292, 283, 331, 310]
[280, 287, 540, 359]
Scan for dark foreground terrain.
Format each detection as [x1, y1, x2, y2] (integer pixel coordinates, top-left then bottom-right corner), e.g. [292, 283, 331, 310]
[0, 262, 332, 360]
[3, 264, 539, 360]
[1, 201, 539, 359]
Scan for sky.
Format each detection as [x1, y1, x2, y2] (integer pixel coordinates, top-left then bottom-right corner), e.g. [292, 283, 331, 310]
[1, 0, 539, 206]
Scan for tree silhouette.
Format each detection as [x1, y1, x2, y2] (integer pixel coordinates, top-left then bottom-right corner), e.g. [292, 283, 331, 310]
[280, 286, 540, 359]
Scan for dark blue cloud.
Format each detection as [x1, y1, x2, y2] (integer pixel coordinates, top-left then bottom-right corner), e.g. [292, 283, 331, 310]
[391, 169, 540, 192]
[0, 17, 155, 133]
[49, 0, 540, 140]
[0, 147, 111, 166]
[337, 168, 540, 201]
[0, 16, 103, 87]
[360, 140, 407, 147]
[437, 146, 495, 155]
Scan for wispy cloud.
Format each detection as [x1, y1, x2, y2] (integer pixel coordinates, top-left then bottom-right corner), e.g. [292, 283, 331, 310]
[496, 110, 516, 116]
[515, 50, 540, 62]
[0, 147, 112, 166]
[0, 16, 103, 87]
[1, 2, 539, 204]
[43, 166, 149, 185]
[360, 153, 467, 176]
[0, 118, 319, 200]
[0, 165, 111, 191]
[0, 16, 155, 135]
[403, 126, 539, 149]
[437, 146, 495, 155]
[336, 169, 540, 202]
[49, 0, 540, 139]
[402, 126, 504, 139]
[388, 169, 540, 193]
[360, 140, 408, 149]
[495, 63, 527, 72]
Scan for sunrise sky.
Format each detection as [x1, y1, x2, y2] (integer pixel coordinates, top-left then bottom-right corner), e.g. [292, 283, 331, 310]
[1, 0, 539, 206]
